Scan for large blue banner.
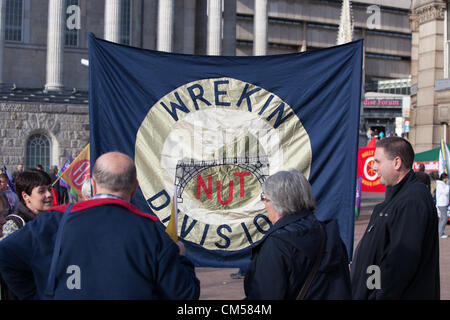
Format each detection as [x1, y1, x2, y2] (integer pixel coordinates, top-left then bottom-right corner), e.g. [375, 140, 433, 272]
[89, 33, 362, 267]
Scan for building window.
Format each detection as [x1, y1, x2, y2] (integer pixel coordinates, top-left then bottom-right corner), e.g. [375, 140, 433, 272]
[5, 0, 23, 42]
[366, 29, 411, 39]
[65, 0, 79, 47]
[120, 0, 131, 45]
[26, 134, 51, 172]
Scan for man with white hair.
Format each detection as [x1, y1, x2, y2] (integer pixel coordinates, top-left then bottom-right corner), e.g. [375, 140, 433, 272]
[0, 151, 200, 299]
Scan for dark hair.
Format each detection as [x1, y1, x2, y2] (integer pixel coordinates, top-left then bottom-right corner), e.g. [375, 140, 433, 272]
[15, 169, 52, 204]
[440, 173, 448, 180]
[0, 173, 9, 182]
[419, 164, 426, 172]
[376, 137, 415, 170]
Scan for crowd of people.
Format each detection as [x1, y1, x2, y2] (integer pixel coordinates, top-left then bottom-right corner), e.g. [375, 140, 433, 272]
[0, 136, 443, 299]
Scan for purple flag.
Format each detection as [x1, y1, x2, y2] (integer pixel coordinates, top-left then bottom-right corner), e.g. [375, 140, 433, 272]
[57, 154, 73, 189]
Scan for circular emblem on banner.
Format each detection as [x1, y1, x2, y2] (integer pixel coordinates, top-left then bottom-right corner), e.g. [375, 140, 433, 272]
[363, 156, 377, 181]
[135, 78, 312, 251]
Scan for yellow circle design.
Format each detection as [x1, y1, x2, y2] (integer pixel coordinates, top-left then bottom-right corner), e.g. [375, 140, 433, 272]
[135, 78, 312, 250]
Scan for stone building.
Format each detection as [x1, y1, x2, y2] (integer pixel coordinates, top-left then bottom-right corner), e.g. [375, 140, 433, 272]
[409, 0, 450, 152]
[0, 0, 413, 172]
[0, 89, 88, 171]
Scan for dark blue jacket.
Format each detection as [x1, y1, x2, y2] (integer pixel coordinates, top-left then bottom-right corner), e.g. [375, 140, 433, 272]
[0, 198, 200, 300]
[244, 211, 351, 300]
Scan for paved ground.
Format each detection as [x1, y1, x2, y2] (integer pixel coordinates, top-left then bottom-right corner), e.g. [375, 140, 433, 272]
[196, 192, 450, 300]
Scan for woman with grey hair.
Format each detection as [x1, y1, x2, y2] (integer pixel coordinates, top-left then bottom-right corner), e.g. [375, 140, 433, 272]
[261, 169, 316, 224]
[244, 169, 351, 300]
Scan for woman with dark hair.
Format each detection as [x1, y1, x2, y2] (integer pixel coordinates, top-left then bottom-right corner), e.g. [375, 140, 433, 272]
[0, 169, 53, 240]
[0, 170, 53, 300]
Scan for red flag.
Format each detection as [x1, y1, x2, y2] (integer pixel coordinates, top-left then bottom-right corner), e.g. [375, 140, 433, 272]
[60, 144, 90, 199]
[357, 148, 386, 193]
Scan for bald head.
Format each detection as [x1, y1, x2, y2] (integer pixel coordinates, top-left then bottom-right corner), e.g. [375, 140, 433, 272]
[92, 152, 138, 201]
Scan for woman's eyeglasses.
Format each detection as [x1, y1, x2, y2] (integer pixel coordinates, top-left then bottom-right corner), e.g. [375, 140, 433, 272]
[260, 193, 271, 202]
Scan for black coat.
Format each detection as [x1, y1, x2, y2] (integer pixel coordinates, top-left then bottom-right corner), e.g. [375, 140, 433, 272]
[351, 170, 440, 300]
[244, 211, 351, 300]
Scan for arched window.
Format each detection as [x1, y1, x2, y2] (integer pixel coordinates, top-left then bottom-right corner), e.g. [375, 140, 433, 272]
[26, 134, 51, 171]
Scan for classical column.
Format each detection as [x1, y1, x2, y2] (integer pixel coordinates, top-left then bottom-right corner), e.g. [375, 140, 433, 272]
[0, 0, 5, 84]
[104, 0, 121, 43]
[45, 0, 65, 92]
[157, 0, 174, 52]
[207, 0, 222, 55]
[410, 1, 446, 151]
[409, 12, 419, 146]
[223, 0, 236, 56]
[253, 0, 268, 56]
[183, 0, 196, 54]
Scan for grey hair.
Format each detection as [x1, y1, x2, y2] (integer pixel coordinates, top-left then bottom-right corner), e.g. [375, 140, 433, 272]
[92, 155, 136, 192]
[262, 169, 315, 216]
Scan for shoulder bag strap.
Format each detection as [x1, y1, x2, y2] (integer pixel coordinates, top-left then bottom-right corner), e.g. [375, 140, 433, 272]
[296, 222, 326, 300]
[44, 203, 74, 299]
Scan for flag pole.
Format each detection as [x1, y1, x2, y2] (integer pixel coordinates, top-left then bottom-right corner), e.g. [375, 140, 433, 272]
[52, 175, 61, 187]
[174, 185, 178, 237]
[444, 123, 448, 144]
[52, 154, 74, 187]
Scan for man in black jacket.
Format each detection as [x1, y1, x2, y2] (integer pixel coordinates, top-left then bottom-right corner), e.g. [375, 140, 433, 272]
[351, 137, 440, 299]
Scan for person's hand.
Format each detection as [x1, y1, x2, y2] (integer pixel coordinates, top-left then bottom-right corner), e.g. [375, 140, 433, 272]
[176, 240, 186, 256]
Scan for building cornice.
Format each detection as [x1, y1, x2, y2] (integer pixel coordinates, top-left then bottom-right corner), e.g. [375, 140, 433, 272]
[412, 2, 446, 26]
